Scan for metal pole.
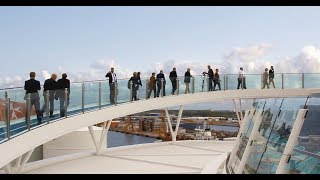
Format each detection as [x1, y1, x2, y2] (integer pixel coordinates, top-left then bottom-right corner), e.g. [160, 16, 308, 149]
[302, 73, 304, 88]
[161, 78, 164, 97]
[6, 97, 11, 140]
[261, 74, 263, 89]
[206, 75, 209, 92]
[46, 90, 50, 124]
[223, 75, 226, 91]
[176, 77, 179, 95]
[146, 79, 149, 100]
[98, 82, 102, 109]
[282, 73, 284, 89]
[130, 81, 133, 102]
[64, 88, 68, 118]
[114, 82, 118, 106]
[26, 93, 31, 131]
[226, 75, 228, 90]
[192, 76, 195, 94]
[82, 83, 85, 113]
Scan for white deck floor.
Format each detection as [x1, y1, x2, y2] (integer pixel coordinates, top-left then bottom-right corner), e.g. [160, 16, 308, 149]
[23, 140, 235, 174]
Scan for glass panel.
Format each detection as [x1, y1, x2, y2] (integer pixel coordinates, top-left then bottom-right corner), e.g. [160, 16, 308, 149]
[193, 75, 206, 93]
[117, 78, 130, 104]
[84, 82, 99, 111]
[229, 100, 265, 172]
[244, 74, 262, 89]
[243, 98, 283, 173]
[5, 88, 29, 137]
[0, 90, 7, 141]
[283, 73, 303, 89]
[67, 83, 83, 116]
[226, 74, 238, 90]
[101, 81, 111, 107]
[272, 73, 282, 89]
[285, 96, 320, 174]
[137, 78, 147, 100]
[255, 97, 309, 174]
[304, 73, 320, 88]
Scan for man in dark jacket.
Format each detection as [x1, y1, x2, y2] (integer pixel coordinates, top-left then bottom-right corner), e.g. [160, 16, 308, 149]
[147, 72, 156, 99]
[105, 67, 117, 104]
[156, 70, 166, 97]
[24, 72, 42, 125]
[169, 68, 178, 95]
[207, 65, 214, 91]
[41, 73, 57, 117]
[56, 73, 70, 117]
[128, 72, 139, 101]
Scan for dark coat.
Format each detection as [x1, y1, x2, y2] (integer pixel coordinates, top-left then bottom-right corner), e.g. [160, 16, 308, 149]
[169, 71, 177, 82]
[184, 71, 191, 83]
[156, 73, 166, 85]
[43, 78, 57, 91]
[105, 72, 117, 83]
[56, 78, 70, 95]
[24, 78, 41, 94]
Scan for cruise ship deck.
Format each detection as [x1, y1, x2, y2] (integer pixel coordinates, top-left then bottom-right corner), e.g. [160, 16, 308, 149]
[21, 140, 235, 174]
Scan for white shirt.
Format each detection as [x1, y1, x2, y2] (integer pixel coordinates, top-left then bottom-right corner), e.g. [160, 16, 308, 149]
[111, 72, 117, 83]
[238, 70, 244, 79]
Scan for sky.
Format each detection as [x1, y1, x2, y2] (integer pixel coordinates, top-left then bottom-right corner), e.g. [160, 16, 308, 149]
[2, 6, 320, 88]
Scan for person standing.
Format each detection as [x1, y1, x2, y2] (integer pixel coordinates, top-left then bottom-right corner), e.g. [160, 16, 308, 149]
[56, 73, 70, 117]
[105, 67, 117, 104]
[41, 73, 57, 117]
[207, 65, 214, 91]
[184, 68, 191, 94]
[237, 67, 246, 89]
[156, 70, 166, 97]
[262, 68, 270, 89]
[147, 72, 156, 99]
[136, 72, 142, 100]
[269, 65, 275, 88]
[24, 72, 42, 125]
[128, 72, 140, 101]
[213, 68, 221, 91]
[169, 68, 178, 95]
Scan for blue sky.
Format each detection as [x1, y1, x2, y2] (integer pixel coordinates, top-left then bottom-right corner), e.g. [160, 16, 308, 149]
[1, 6, 320, 87]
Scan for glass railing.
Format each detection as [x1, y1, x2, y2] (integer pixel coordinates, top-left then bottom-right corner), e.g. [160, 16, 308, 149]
[1, 73, 320, 145]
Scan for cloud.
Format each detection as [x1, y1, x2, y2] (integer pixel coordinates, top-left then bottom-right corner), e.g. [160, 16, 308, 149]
[2, 44, 320, 89]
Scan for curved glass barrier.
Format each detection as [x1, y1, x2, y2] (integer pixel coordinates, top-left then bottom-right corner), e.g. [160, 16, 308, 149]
[0, 73, 320, 150]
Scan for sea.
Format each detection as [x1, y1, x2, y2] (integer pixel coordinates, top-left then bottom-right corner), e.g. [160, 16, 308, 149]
[107, 125, 238, 148]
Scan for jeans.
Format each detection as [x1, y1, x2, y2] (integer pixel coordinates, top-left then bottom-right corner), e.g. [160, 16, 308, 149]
[208, 78, 213, 91]
[25, 92, 42, 125]
[147, 86, 156, 99]
[156, 83, 166, 97]
[41, 90, 55, 116]
[237, 78, 246, 89]
[109, 83, 115, 104]
[185, 83, 190, 94]
[213, 80, 221, 90]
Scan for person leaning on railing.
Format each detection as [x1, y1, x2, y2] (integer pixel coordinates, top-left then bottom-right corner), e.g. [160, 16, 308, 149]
[237, 67, 246, 89]
[55, 73, 70, 117]
[184, 68, 191, 94]
[105, 67, 117, 104]
[269, 66, 275, 88]
[156, 70, 166, 97]
[147, 72, 156, 99]
[41, 73, 57, 117]
[24, 72, 42, 125]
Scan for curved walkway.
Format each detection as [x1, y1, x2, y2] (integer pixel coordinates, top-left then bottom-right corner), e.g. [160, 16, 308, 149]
[0, 88, 319, 168]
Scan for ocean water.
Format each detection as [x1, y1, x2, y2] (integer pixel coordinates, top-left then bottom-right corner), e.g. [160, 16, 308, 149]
[107, 131, 158, 148]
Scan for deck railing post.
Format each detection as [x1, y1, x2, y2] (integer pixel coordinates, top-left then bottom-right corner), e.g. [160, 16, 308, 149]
[192, 76, 195, 94]
[161, 78, 164, 97]
[82, 83, 85, 113]
[114, 82, 118, 106]
[281, 73, 284, 89]
[46, 90, 50, 124]
[302, 73, 304, 88]
[206, 75, 209, 92]
[98, 82, 102, 109]
[64, 88, 68, 118]
[146, 79, 149, 100]
[5, 97, 11, 140]
[26, 93, 31, 131]
[226, 75, 228, 90]
[130, 81, 133, 102]
[176, 77, 179, 95]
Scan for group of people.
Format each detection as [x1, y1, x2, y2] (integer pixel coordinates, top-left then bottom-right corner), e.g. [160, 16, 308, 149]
[24, 72, 70, 125]
[261, 66, 276, 89]
[24, 65, 277, 125]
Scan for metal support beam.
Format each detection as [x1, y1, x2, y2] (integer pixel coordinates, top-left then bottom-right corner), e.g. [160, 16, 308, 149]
[4, 149, 35, 174]
[233, 99, 241, 125]
[276, 109, 308, 174]
[239, 99, 244, 123]
[164, 106, 184, 142]
[236, 110, 264, 174]
[88, 121, 112, 155]
[227, 108, 253, 170]
[98, 82, 102, 109]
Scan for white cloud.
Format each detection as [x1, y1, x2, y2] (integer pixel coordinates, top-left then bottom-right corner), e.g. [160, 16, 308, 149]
[2, 44, 320, 89]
